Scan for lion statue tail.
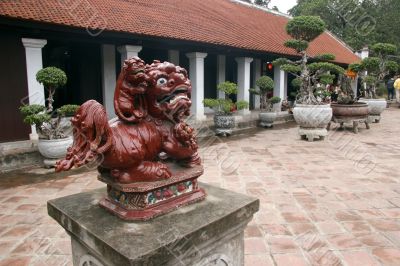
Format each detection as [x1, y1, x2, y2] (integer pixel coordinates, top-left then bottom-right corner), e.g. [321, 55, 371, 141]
[55, 100, 113, 172]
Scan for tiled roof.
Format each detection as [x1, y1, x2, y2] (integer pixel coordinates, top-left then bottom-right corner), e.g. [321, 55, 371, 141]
[0, 0, 360, 64]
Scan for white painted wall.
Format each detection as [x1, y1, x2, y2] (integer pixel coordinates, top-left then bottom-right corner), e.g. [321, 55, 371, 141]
[21, 38, 47, 140]
[101, 44, 117, 118]
[186, 52, 208, 120]
[236, 57, 253, 115]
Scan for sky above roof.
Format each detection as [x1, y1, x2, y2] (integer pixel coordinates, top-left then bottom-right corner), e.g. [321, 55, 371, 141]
[270, 0, 297, 14]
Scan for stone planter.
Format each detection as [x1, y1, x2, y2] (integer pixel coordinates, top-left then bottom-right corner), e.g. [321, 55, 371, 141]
[293, 104, 332, 141]
[37, 136, 73, 167]
[259, 112, 277, 128]
[214, 114, 235, 136]
[359, 98, 387, 123]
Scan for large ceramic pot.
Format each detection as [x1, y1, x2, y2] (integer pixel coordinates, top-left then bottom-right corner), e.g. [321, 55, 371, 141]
[359, 98, 387, 123]
[37, 136, 73, 167]
[331, 102, 368, 117]
[214, 114, 235, 136]
[259, 112, 277, 128]
[293, 104, 332, 141]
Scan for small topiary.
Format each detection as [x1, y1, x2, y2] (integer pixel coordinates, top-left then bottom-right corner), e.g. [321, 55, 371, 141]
[57, 104, 80, 117]
[250, 76, 280, 111]
[203, 81, 249, 115]
[36, 67, 67, 112]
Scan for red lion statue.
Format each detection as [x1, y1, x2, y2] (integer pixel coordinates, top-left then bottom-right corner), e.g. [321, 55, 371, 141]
[56, 57, 200, 184]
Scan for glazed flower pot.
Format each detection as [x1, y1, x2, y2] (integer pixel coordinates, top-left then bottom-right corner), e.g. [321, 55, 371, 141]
[359, 98, 387, 123]
[331, 102, 369, 117]
[293, 104, 332, 141]
[214, 114, 235, 136]
[259, 112, 277, 128]
[37, 136, 73, 167]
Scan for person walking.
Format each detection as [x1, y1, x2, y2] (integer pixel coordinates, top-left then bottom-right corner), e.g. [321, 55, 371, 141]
[394, 75, 400, 103]
[387, 77, 395, 101]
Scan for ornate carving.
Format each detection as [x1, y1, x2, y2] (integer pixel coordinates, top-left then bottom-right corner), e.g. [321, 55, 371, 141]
[56, 57, 201, 184]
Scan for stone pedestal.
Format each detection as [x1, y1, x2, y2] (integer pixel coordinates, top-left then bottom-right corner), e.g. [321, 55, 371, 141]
[48, 183, 259, 266]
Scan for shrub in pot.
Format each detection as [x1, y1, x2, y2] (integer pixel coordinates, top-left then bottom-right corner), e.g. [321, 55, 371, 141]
[20, 66, 76, 167]
[349, 43, 399, 123]
[57, 104, 80, 136]
[250, 76, 281, 128]
[203, 81, 249, 136]
[273, 16, 345, 141]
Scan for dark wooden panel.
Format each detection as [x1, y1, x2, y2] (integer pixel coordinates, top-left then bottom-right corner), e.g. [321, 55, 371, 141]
[0, 31, 30, 142]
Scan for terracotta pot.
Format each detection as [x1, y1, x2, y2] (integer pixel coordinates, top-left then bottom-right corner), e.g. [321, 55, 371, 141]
[331, 102, 369, 117]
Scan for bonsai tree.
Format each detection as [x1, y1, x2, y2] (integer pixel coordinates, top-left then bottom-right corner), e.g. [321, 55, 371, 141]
[36, 66, 67, 112]
[203, 81, 249, 115]
[250, 76, 281, 111]
[349, 43, 399, 99]
[273, 16, 345, 105]
[336, 76, 357, 104]
[20, 67, 79, 140]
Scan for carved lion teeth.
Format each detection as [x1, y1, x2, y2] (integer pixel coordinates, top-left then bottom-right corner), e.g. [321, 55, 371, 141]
[170, 95, 188, 105]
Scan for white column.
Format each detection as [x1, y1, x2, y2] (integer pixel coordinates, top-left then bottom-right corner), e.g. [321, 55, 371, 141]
[253, 59, 261, 110]
[117, 45, 142, 66]
[22, 38, 47, 140]
[217, 55, 226, 99]
[101, 44, 116, 119]
[168, 50, 180, 65]
[351, 75, 358, 96]
[235, 57, 253, 115]
[274, 65, 287, 111]
[186, 52, 208, 120]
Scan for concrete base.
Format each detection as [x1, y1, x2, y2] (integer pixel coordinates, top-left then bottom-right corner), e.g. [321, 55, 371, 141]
[299, 128, 328, 142]
[48, 183, 259, 266]
[327, 116, 370, 134]
[368, 115, 381, 123]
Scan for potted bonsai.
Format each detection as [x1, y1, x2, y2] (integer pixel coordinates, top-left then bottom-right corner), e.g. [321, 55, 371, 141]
[57, 104, 80, 136]
[329, 76, 369, 133]
[20, 66, 75, 167]
[273, 16, 345, 141]
[349, 43, 399, 123]
[203, 81, 249, 136]
[250, 76, 281, 127]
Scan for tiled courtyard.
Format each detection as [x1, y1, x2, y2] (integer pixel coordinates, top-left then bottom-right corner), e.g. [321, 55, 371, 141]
[1, 108, 400, 266]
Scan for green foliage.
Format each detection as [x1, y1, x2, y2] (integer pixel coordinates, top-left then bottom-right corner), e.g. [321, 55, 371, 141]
[280, 64, 302, 74]
[308, 62, 345, 74]
[36, 67, 67, 89]
[19, 104, 46, 117]
[256, 76, 274, 93]
[386, 61, 399, 73]
[236, 100, 249, 111]
[203, 98, 234, 115]
[314, 53, 336, 61]
[363, 75, 377, 86]
[273, 58, 291, 66]
[360, 57, 380, 72]
[319, 73, 335, 85]
[254, 0, 270, 7]
[217, 81, 238, 96]
[371, 43, 397, 56]
[270, 96, 281, 105]
[348, 63, 362, 73]
[19, 104, 51, 126]
[289, 0, 400, 51]
[291, 78, 302, 88]
[284, 40, 309, 53]
[286, 16, 326, 42]
[57, 104, 80, 117]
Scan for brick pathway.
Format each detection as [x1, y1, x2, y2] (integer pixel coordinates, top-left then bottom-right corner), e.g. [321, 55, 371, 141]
[1, 108, 400, 265]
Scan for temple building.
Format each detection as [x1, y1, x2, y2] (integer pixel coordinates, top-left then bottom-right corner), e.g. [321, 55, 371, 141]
[0, 0, 360, 143]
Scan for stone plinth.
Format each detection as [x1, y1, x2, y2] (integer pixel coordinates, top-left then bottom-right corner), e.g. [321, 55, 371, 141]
[48, 183, 259, 266]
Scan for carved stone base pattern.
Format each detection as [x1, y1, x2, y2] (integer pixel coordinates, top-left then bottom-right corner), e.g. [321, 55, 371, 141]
[298, 127, 328, 142]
